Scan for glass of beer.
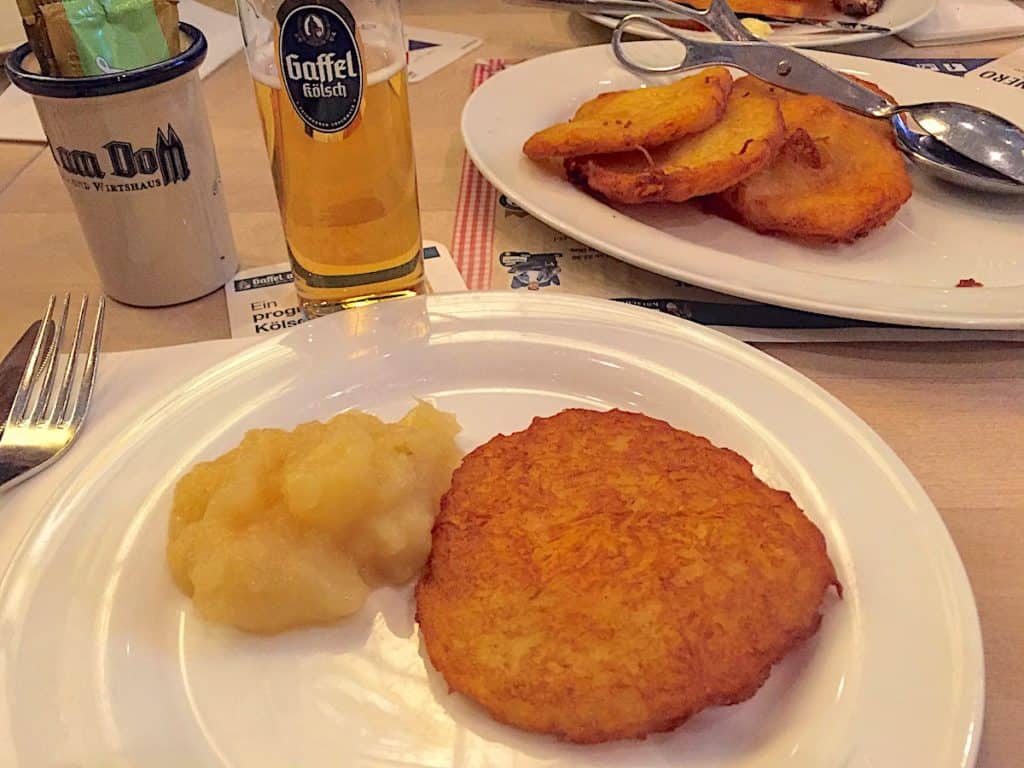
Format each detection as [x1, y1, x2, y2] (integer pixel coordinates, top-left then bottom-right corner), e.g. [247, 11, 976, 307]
[236, 0, 424, 316]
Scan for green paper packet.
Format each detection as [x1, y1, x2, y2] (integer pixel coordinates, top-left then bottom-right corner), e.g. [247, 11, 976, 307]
[38, 0, 179, 77]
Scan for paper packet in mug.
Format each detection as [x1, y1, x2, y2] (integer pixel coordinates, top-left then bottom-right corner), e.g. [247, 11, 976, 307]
[36, 0, 180, 76]
[15, 0, 59, 74]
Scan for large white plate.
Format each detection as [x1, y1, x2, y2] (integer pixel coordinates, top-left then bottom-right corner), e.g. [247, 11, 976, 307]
[0, 294, 982, 767]
[463, 44, 1024, 328]
[581, 0, 936, 48]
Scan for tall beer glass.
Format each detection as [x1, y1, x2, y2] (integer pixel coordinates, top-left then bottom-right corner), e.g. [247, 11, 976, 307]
[236, 0, 424, 316]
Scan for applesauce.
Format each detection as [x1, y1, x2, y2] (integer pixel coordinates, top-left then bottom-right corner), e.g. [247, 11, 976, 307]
[167, 402, 460, 634]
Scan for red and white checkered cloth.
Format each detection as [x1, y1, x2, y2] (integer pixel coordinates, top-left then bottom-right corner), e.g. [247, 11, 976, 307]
[451, 59, 507, 290]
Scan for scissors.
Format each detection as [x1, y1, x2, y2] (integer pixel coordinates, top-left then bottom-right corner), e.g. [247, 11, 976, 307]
[608, 0, 1024, 189]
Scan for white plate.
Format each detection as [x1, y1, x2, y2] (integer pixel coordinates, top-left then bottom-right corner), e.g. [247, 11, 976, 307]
[463, 44, 1024, 328]
[581, 0, 936, 48]
[0, 294, 982, 767]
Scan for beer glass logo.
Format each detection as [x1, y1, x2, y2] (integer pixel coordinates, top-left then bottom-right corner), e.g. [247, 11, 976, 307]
[277, 0, 364, 134]
[298, 13, 334, 47]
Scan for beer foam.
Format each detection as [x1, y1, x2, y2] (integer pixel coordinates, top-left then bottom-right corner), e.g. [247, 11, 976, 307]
[247, 43, 404, 90]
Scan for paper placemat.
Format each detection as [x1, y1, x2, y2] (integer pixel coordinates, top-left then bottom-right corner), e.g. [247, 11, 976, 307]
[451, 59, 1024, 344]
[406, 26, 482, 83]
[224, 241, 466, 338]
[884, 57, 993, 75]
[965, 45, 1024, 93]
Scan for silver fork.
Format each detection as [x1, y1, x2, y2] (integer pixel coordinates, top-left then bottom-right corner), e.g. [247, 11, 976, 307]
[0, 295, 106, 492]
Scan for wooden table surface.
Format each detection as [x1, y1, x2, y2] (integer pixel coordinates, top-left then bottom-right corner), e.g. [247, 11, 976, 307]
[1, 2, 1022, 765]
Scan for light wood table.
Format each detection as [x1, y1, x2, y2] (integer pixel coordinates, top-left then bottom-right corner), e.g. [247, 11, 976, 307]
[1, 3, 1022, 765]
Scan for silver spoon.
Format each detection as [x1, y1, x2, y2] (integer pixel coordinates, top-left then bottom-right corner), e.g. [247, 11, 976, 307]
[892, 116, 1024, 194]
[611, 7, 1024, 192]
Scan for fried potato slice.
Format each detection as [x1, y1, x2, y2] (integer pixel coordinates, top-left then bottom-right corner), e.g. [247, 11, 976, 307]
[564, 81, 785, 204]
[737, 73, 898, 141]
[417, 409, 840, 744]
[662, 0, 819, 29]
[522, 68, 733, 160]
[709, 77, 912, 243]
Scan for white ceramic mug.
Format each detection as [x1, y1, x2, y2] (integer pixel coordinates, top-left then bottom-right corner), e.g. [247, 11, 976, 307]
[6, 24, 238, 307]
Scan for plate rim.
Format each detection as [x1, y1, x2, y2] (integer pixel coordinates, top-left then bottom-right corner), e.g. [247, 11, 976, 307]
[462, 44, 1024, 329]
[0, 293, 985, 766]
[578, 0, 938, 49]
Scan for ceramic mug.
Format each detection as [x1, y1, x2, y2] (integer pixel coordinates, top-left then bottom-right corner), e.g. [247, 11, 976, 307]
[5, 24, 238, 307]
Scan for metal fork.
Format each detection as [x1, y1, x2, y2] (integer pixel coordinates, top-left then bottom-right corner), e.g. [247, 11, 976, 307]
[0, 295, 106, 492]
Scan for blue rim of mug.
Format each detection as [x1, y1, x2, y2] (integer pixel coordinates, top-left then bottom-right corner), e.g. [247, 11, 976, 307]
[4, 23, 207, 99]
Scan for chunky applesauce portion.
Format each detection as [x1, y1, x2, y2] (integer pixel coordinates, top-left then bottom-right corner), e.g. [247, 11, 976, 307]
[167, 402, 460, 634]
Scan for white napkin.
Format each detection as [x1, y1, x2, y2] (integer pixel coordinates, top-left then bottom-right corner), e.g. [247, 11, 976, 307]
[899, 0, 1024, 47]
[405, 26, 482, 83]
[0, 0, 244, 144]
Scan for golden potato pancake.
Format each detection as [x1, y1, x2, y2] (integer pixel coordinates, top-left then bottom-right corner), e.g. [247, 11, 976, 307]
[564, 81, 785, 204]
[416, 409, 840, 744]
[739, 72, 896, 106]
[662, 0, 822, 29]
[522, 68, 732, 160]
[736, 73, 898, 141]
[709, 77, 912, 243]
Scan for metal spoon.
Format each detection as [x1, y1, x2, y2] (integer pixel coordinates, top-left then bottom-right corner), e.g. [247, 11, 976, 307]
[882, 103, 1024, 187]
[892, 117, 1024, 195]
[611, 6, 1024, 191]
